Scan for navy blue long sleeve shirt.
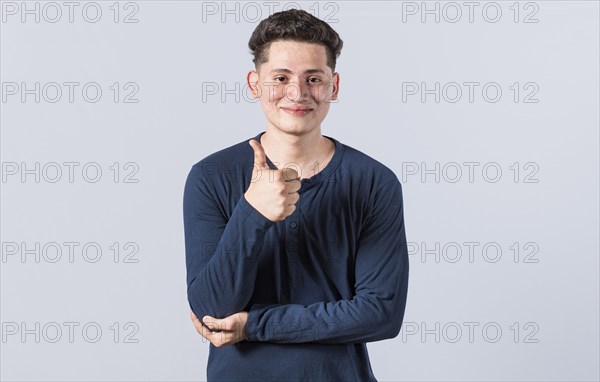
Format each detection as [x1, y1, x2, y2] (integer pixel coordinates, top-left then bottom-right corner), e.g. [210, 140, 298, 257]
[183, 131, 409, 381]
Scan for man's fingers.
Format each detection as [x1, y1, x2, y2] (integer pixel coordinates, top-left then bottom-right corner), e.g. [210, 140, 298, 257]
[190, 312, 237, 347]
[203, 315, 224, 333]
[193, 312, 248, 347]
[249, 139, 268, 169]
[191, 316, 208, 336]
[282, 167, 298, 181]
[217, 330, 241, 345]
[203, 315, 244, 332]
[289, 192, 300, 206]
[203, 315, 217, 326]
[205, 329, 244, 348]
[204, 317, 225, 332]
[285, 178, 301, 195]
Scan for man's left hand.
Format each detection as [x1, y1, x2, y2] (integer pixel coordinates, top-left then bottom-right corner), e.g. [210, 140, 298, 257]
[190, 309, 248, 347]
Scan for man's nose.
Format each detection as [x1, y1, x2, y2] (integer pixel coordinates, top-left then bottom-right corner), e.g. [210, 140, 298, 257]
[285, 78, 311, 103]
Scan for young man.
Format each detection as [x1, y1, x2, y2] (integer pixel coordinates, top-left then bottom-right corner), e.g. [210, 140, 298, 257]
[183, 9, 409, 381]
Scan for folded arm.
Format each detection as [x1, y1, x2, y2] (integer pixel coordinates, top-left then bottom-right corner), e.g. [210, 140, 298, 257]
[245, 178, 409, 344]
[183, 164, 275, 321]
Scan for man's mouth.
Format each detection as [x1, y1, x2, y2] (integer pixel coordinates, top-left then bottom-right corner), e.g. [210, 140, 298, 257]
[281, 107, 313, 116]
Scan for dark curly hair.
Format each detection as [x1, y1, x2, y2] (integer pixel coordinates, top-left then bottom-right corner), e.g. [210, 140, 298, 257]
[248, 9, 343, 72]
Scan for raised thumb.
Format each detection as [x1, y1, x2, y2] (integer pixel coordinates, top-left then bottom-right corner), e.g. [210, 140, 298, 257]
[249, 139, 268, 169]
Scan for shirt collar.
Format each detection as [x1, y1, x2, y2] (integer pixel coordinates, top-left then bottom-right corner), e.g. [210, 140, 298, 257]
[252, 131, 344, 190]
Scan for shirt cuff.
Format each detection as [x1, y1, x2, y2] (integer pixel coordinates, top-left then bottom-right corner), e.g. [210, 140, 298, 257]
[244, 303, 274, 342]
[237, 194, 275, 229]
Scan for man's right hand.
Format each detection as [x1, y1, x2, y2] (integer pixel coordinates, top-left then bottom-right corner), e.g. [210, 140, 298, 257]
[244, 139, 301, 222]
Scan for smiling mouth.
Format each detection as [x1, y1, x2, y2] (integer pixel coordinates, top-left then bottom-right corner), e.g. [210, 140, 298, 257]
[281, 107, 313, 116]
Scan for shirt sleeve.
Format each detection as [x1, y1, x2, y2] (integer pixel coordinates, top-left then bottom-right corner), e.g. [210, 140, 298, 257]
[244, 178, 409, 344]
[183, 163, 275, 323]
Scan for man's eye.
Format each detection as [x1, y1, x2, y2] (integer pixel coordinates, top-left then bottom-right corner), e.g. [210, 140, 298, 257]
[308, 77, 322, 84]
[274, 76, 286, 82]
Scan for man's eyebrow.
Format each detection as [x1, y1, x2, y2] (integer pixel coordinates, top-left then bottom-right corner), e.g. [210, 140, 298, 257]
[270, 68, 326, 75]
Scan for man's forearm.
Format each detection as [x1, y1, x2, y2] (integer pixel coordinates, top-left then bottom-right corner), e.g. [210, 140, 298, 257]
[244, 265, 409, 344]
[185, 171, 275, 319]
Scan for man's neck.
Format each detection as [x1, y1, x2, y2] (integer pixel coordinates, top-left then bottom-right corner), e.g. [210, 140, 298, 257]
[259, 127, 335, 180]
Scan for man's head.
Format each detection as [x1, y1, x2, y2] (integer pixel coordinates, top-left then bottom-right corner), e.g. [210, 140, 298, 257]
[247, 9, 343, 137]
[248, 9, 343, 73]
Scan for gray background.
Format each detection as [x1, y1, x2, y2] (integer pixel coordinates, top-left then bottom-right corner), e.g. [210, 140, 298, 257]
[1, 1, 598, 381]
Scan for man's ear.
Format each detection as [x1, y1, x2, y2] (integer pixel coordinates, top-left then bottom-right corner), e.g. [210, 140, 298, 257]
[330, 72, 340, 101]
[247, 70, 260, 98]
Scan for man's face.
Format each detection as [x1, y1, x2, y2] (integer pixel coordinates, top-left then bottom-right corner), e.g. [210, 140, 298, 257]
[247, 40, 339, 136]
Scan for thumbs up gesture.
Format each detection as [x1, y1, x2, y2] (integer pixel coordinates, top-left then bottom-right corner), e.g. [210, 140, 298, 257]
[244, 139, 301, 222]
